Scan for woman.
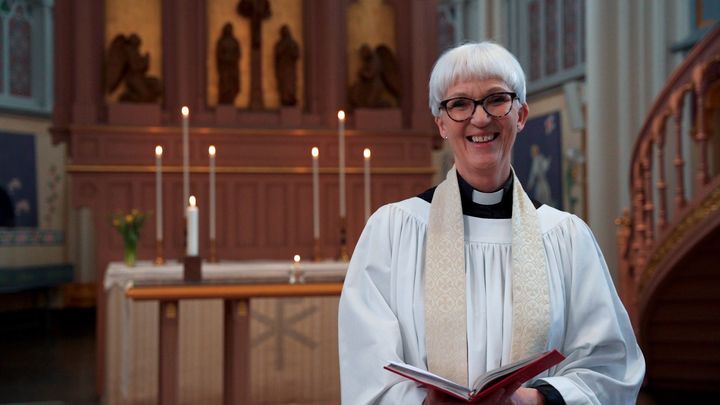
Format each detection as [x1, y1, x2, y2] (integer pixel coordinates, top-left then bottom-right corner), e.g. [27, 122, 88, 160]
[338, 42, 644, 404]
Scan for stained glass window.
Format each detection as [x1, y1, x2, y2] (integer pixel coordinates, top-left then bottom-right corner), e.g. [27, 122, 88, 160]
[0, 0, 52, 114]
[9, 3, 31, 97]
[509, 0, 585, 94]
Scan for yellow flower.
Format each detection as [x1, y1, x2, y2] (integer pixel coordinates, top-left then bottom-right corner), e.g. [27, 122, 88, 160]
[112, 219, 120, 227]
[125, 214, 133, 223]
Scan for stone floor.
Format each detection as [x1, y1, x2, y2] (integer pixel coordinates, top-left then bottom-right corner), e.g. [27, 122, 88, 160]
[0, 308, 98, 404]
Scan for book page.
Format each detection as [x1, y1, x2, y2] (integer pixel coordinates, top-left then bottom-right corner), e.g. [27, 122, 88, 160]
[385, 361, 472, 399]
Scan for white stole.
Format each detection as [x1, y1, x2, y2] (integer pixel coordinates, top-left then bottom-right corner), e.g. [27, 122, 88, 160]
[424, 166, 550, 385]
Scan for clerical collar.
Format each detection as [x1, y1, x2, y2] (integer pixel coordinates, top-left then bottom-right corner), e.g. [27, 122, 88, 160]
[457, 172, 514, 219]
[416, 171, 541, 219]
[472, 188, 503, 204]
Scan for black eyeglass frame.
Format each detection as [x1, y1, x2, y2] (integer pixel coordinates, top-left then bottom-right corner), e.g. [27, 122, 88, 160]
[439, 91, 519, 122]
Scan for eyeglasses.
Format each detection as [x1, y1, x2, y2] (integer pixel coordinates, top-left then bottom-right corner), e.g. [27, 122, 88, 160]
[439, 92, 518, 122]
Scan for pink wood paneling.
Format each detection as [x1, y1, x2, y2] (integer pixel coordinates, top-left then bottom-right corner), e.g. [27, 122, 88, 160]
[57, 0, 438, 396]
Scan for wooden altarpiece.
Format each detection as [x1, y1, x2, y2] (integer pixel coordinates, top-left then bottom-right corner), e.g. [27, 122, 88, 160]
[51, 0, 439, 396]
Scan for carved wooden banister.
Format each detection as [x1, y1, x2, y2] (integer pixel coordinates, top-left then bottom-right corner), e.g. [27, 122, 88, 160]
[618, 26, 720, 327]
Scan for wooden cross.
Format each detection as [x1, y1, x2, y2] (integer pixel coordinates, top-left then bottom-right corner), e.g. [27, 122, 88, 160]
[237, 0, 272, 110]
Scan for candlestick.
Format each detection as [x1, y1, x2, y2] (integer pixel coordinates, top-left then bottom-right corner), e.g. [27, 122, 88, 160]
[311, 147, 322, 261]
[182, 106, 190, 217]
[337, 110, 348, 261]
[311, 147, 320, 239]
[364, 148, 371, 222]
[187, 195, 199, 256]
[289, 254, 304, 284]
[155, 146, 163, 241]
[208, 145, 217, 262]
[209, 145, 216, 234]
[154, 146, 165, 265]
[337, 110, 346, 217]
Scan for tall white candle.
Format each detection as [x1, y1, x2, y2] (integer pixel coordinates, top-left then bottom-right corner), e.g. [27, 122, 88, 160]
[187, 195, 199, 256]
[363, 148, 371, 222]
[311, 147, 320, 239]
[182, 106, 190, 216]
[208, 145, 216, 241]
[337, 110, 346, 218]
[155, 146, 163, 241]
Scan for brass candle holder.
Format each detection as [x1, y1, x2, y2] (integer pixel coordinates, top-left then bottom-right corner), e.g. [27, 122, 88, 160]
[154, 239, 165, 265]
[338, 216, 349, 262]
[209, 239, 218, 263]
[313, 237, 323, 261]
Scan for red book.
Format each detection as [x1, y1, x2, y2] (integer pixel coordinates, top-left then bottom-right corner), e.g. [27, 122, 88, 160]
[383, 349, 565, 403]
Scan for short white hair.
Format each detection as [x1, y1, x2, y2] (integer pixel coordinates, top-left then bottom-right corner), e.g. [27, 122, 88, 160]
[428, 42, 527, 117]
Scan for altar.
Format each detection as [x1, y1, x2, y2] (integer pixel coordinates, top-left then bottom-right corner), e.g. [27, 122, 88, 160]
[104, 260, 346, 405]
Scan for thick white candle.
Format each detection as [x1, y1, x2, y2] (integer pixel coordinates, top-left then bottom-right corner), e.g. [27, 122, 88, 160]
[363, 148, 371, 222]
[338, 110, 346, 217]
[208, 145, 216, 240]
[155, 146, 163, 241]
[187, 195, 199, 256]
[311, 147, 320, 239]
[182, 106, 190, 216]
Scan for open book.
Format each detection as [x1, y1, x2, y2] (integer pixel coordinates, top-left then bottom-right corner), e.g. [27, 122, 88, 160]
[384, 349, 564, 403]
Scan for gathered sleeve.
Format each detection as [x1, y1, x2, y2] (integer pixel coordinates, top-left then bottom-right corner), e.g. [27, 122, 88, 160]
[338, 204, 427, 404]
[534, 216, 645, 405]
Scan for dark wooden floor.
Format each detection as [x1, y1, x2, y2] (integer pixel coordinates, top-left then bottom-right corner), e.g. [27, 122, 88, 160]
[0, 307, 705, 405]
[0, 308, 98, 404]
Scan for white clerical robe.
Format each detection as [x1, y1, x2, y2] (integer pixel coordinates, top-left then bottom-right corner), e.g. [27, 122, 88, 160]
[338, 196, 645, 404]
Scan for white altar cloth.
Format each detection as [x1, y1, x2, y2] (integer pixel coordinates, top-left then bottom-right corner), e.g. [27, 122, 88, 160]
[104, 260, 347, 290]
[104, 260, 347, 405]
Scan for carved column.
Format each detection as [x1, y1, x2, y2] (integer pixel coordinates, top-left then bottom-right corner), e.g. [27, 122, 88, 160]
[71, 0, 104, 125]
[317, 0, 348, 126]
[163, 0, 205, 121]
[587, 0, 620, 273]
[51, 0, 73, 146]
[409, 0, 438, 131]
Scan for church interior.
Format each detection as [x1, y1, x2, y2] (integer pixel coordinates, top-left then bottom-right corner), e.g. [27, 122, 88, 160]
[0, 0, 719, 403]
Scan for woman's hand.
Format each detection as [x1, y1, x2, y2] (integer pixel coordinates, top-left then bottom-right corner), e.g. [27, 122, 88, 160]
[423, 386, 545, 405]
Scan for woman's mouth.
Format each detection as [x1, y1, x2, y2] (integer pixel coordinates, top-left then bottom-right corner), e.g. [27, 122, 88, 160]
[467, 133, 499, 143]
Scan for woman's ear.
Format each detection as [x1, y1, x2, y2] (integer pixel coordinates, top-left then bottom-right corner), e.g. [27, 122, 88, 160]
[516, 102, 529, 132]
[435, 115, 448, 139]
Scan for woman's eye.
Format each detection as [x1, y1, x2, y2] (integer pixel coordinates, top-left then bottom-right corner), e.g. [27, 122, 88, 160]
[448, 99, 471, 109]
[486, 95, 510, 105]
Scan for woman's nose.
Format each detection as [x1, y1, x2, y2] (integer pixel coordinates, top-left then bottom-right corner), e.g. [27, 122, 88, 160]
[469, 105, 492, 125]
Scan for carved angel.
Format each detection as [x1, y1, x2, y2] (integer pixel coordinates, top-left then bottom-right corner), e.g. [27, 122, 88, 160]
[106, 33, 163, 103]
[349, 44, 401, 109]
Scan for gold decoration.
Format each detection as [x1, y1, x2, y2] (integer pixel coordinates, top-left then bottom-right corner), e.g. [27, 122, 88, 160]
[165, 302, 177, 319]
[338, 216, 349, 262]
[236, 301, 248, 317]
[154, 239, 165, 265]
[640, 185, 720, 292]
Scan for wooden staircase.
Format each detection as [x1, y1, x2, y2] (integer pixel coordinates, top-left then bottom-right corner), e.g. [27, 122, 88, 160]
[617, 26, 720, 398]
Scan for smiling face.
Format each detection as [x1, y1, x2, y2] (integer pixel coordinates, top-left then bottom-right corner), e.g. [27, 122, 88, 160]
[435, 77, 529, 191]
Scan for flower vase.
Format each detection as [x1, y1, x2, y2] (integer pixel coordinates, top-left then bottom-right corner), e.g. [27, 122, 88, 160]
[123, 235, 138, 267]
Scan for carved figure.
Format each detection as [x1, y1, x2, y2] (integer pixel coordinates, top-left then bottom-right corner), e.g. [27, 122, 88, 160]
[237, 0, 272, 109]
[216, 23, 241, 104]
[237, 0, 271, 49]
[349, 44, 400, 109]
[274, 25, 299, 106]
[106, 33, 162, 103]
